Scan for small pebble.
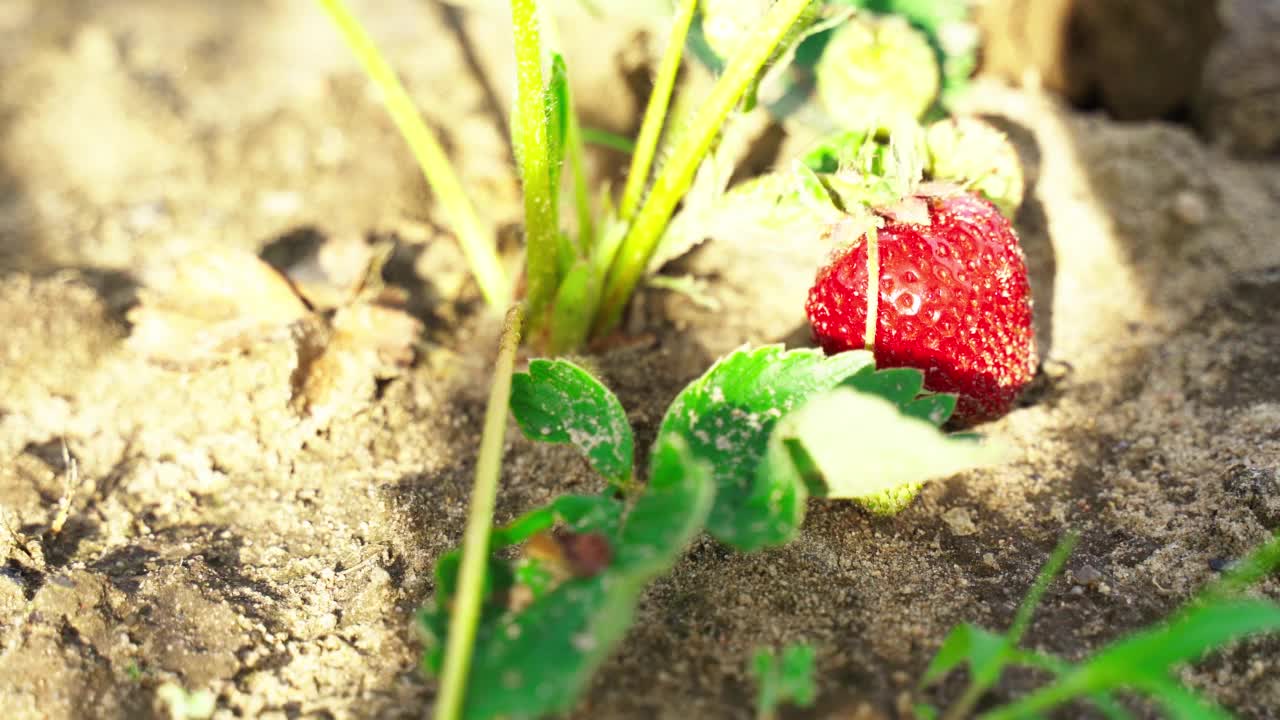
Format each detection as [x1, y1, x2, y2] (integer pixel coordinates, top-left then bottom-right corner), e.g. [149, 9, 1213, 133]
[1172, 190, 1208, 225]
[1072, 564, 1103, 586]
[942, 507, 977, 537]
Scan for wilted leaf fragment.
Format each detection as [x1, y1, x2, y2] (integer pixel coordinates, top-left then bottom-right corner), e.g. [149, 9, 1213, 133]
[657, 346, 874, 550]
[775, 386, 1002, 514]
[419, 437, 713, 720]
[510, 359, 635, 485]
[127, 246, 423, 434]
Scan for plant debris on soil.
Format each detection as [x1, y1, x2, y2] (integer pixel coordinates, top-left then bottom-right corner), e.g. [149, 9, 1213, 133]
[1, 1, 1278, 718]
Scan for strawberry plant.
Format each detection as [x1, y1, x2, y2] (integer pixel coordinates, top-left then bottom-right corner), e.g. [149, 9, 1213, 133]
[317, 0, 826, 353]
[662, 122, 1034, 423]
[919, 532, 1280, 719]
[419, 335, 999, 719]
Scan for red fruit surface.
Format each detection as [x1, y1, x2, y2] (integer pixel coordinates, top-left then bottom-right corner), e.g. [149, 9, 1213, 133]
[806, 192, 1037, 423]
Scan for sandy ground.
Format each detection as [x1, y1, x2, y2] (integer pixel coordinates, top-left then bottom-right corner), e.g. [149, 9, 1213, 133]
[1, 1, 1278, 718]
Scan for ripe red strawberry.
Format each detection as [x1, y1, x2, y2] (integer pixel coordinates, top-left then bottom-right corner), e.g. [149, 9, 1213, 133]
[806, 191, 1037, 423]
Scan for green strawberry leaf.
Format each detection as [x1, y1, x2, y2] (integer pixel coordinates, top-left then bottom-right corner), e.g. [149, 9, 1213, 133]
[841, 366, 925, 406]
[772, 385, 1003, 514]
[1072, 599, 1280, 690]
[902, 392, 957, 427]
[426, 494, 624, 650]
[511, 359, 634, 486]
[420, 436, 713, 720]
[752, 643, 818, 717]
[493, 493, 624, 548]
[920, 623, 1008, 687]
[656, 346, 874, 550]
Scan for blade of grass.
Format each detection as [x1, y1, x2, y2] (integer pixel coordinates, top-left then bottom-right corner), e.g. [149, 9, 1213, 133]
[552, 55, 595, 252]
[315, 0, 509, 310]
[1008, 532, 1078, 645]
[433, 305, 524, 720]
[510, 0, 559, 338]
[592, 0, 817, 337]
[941, 533, 1077, 720]
[617, 0, 698, 222]
[581, 127, 637, 154]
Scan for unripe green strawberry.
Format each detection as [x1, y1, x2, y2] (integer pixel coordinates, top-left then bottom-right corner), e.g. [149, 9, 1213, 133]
[700, 0, 768, 60]
[926, 117, 1025, 219]
[700, 0, 820, 63]
[816, 14, 939, 132]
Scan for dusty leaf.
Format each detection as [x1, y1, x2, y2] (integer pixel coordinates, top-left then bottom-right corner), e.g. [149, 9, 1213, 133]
[510, 359, 634, 486]
[656, 345, 873, 550]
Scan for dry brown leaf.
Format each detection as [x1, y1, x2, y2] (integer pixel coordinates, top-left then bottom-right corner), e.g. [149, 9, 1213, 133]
[127, 248, 309, 364]
[128, 244, 424, 433]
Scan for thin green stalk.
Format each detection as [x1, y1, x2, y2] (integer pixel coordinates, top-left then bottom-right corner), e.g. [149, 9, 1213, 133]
[565, 76, 594, 251]
[617, 0, 698, 222]
[581, 127, 637, 154]
[1007, 532, 1077, 645]
[592, 0, 816, 337]
[510, 0, 559, 336]
[941, 534, 1078, 720]
[315, 0, 509, 310]
[433, 305, 524, 720]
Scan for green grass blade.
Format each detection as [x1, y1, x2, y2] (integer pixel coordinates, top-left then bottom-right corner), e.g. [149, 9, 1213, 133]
[581, 127, 637, 154]
[1141, 678, 1235, 720]
[433, 305, 524, 720]
[314, 0, 509, 310]
[1078, 599, 1280, 686]
[617, 0, 698, 222]
[1008, 533, 1077, 645]
[1200, 532, 1280, 601]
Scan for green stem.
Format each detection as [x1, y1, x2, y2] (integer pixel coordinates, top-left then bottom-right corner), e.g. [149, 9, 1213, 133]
[433, 305, 524, 720]
[565, 78, 594, 252]
[510, 0, 559, 338]
[315, 0, 509, 310]
[617, 0, 698, 222]
[581, 127, 637, 154]
[592, 0, 816, 337]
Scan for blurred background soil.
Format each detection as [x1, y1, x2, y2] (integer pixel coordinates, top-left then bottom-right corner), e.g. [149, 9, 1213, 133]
[0, 1, 1278, 718]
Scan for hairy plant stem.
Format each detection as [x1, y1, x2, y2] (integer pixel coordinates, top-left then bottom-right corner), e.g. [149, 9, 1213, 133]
[433, 305, 524, 720]
[592, 0, 816, 337]
[315, 0, 509, 310]
[617, 0, 698, 222]
[510, 0, 559, 340]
